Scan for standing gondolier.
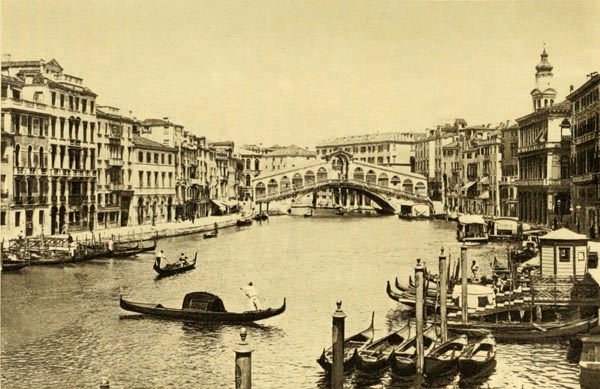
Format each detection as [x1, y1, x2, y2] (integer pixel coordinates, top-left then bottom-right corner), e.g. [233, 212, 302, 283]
[240, 282, 261, 310]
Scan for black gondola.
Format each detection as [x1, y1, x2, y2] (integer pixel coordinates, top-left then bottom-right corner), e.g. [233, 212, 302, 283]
[458, 335, 496, 378]
[1, 258, 28, 272]
[353, 324, 411, 373]
[110, 239, 157, 258]
[119, 292, 286, 323]
[154, 252, 197, 277]
[236, 218, 253, 227]
[423, 335, 468, 377]
[391, 325, 439, 376]
[317, 312, 374, 373]
[252, 212, 269, 221]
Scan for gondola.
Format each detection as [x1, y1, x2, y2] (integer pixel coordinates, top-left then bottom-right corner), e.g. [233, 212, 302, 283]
[353, 323, 411, 373]
[448, 317, 598, 342]
[1, 258, 28, 272]
[391, 325, 439, 376]
[386, 281, 458, 312]
[395, 277, 439, 298]
[154, 252, 197, 277]
[423, 334, 468, 377]
[119, 292, 286, 323]
[110, 239, 157, 258]
[458, 335, 496, 377]
[317, 312, 375, 373]
[29, 251, 86, 266]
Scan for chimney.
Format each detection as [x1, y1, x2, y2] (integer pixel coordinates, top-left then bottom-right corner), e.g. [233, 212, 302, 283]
[2, 53, 11, 62]
[570, 85, 574, 92]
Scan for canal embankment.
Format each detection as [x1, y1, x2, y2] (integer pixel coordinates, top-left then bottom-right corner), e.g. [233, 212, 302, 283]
[68, 214, 244, 243]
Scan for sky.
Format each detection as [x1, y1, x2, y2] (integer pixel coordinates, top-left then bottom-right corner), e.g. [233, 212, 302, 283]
[2, 0, 599, 147]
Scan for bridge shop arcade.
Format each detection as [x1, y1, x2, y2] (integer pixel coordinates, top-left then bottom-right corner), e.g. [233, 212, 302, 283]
[252, 150, 431, 215]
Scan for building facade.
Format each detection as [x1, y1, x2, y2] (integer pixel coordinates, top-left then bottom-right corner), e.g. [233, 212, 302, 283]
[316, 132, 418, 173]
[566, 72, 600, 237]
[1, 58, 98, 236]
[515, 49, 572, 227]
[499, 124, 519, 217]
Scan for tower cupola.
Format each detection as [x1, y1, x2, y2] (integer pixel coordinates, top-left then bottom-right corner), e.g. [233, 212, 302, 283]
[531, 46, 557, 112]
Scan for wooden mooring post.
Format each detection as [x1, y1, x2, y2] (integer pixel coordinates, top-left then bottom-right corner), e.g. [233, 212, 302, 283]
[438, 247, 448, 342]
[415, 258, 425, 374]
[460, 244, 469, 324]
[331, 300, 346, 389]
[235, 327, 252, 389]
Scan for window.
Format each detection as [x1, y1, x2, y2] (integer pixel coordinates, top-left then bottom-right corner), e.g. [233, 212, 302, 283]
[39, 210, 44, 226]
[60, 94, 65, 107]
[559, 247, 570, 262]
[138, 152, 143, 163]
[154, 153, 158, 163]
[146, 153, 151, 163]
[139, 171, 143, 187]
[15, 212, 20, 227]
[90, 123, 95, 142]
[161, 154, 165, 164]
[1, 211, 6, 226]
[90, 101, 94, 113]
[82, 99, 87, 113]
[69, 96, 74, 110]
[168, 155, 172, 164]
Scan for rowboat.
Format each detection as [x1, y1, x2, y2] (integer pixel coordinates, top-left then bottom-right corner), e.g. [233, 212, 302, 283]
[316, 312, 375, 373]
[154, 252, 197, 277]
[391, 325, 439, 376]
[236, 218, 253, 227]
[448, 317, 598, 342]
[424, 334, 468, 377]
[204, 231, 218, 239]
[458, 335, 496, 377]
[119, 292, 286, 323]
[253, 212, 269, 221]
[353, 323, 411, 373]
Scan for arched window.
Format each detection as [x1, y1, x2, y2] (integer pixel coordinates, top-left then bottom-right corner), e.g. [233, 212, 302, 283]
[267, 179, 278, 195]
[254, 159, 260, 171]
[402, 179, 414, 193]
[255, 182, 266, 199]
[292, 173, 303, 189]
[245, 174, 251, 187]
[353, 167, 364, 181]
[378, 173, 389, 187]
[544, 99, 548, 107]
[304, 170, 315, 185]
[280, 176, 291, 191]
[365, 170, 377, 184]
[317, 167, 327, 182]
[245, 159, 250, 170]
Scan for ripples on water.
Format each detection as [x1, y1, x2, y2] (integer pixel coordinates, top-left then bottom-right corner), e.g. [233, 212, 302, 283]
[1, 216, 580, 388]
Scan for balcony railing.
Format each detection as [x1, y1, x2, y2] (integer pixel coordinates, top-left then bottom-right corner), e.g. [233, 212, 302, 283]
[15, 166, 24, 175]
[27, 196, 36, 204]
[70, 139, 81, 147]
[39, 196, 48, 204]
[574, 131, 596, 146]
[13, 197, 23, 205]
[110, 183, 124, 191]
[109, 158, 124, 167]
[69, 195, 83, 205]
[514, 178, 571, 187]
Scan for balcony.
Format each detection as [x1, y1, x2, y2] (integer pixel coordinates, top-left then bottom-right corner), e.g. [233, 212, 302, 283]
[110, 183, 124, 191]
[572, 172, 597, 185]
[60, 195, 67, 202]
[574, 132, 596, 146]
[1, 190, 9, 199]
[39, 196, 48, 204]
[69, 139, 81, 148]
[15, 166, 24, 175]
[51, 195, 58, 203]
[13, 197, 23, 205]
[27, 196, 36, 204]
[40, 168, 48, 175]
[514, 178, 571, 188]
[109, 158, 124, 167]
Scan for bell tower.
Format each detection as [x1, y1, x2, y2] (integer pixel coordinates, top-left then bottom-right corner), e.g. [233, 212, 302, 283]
[531, 46, 557, 111]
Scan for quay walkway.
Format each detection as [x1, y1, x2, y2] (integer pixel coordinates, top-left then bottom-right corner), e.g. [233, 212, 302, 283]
[67, 214, 244, 243]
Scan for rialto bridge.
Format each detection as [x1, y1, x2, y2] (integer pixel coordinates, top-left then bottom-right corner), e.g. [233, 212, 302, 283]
[252, 150, 431, 214]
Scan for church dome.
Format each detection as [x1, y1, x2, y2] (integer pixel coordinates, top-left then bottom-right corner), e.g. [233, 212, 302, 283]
[536, 48, 553, 72]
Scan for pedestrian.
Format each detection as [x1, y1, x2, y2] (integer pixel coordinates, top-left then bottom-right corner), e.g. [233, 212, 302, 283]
[240, 282, 261, 310]
[69, 241, 77, 258]
[17, 230, 23, 241]
[107, 237, 114, 252]
[471, 260, 479, 281]
[67, 233, 73, 244]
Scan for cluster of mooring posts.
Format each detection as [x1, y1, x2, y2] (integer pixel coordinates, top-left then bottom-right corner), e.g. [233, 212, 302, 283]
[328, 245, 472, 388]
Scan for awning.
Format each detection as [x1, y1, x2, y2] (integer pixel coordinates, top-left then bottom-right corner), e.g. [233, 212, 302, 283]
[398, 199, 415, 206]
[210, 199, 227, 210]
[478, 190, 490, 199]
[461, 181, 476, 191]
[458, 214, 486, 225]
[480, 177, 489, 185]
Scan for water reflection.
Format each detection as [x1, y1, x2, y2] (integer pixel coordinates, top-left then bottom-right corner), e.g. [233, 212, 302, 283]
[2, 216, 581, 388]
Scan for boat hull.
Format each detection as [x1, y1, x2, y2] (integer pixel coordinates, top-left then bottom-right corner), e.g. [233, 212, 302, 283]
[154, 254, 197, 277]
[119, 296, 286, 323]
[458, 358, 495, 378]
[424, 356, 459, 377]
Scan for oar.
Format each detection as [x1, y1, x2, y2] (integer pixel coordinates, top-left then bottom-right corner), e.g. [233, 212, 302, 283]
[531, 322, 547, 332]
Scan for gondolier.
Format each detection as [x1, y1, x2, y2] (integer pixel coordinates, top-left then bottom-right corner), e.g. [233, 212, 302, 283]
[240, 282, 261, 310]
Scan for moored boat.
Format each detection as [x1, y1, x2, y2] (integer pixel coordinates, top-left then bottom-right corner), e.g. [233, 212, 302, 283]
[1, 258, 28, 272]
[119, 292, 286, 323]
[316, 312, 375, 373]
[424, 335, 468, 377]
[353, 323, 411, 373]
[154, 252, 197, 277]
[456, 215, 488, 243]
[252, 212, 269, 221]
[391, 325, 439, 376]
[110, 239, 157, 258]
[203, 231, 218, 239]
[236, 218, 253, 227]
[458, 334, 496, 377]
[448, 317, 598, 342]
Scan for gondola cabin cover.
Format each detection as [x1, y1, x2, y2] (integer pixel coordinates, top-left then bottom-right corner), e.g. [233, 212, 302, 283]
[538, 228, 589, 277]
[182, 292, 226, 312]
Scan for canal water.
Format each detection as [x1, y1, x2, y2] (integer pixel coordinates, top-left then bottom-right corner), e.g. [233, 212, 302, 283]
[1, 216, 579, 388]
